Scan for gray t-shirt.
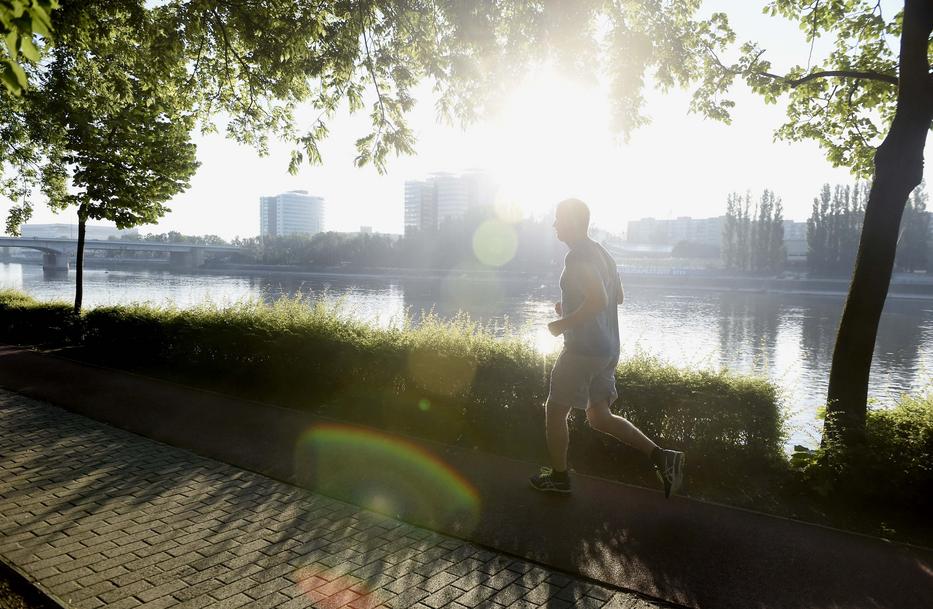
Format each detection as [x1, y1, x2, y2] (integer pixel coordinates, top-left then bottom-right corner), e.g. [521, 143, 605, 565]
[559, 239, 621, 356]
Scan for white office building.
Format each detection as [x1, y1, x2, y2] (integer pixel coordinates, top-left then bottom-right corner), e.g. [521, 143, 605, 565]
[403, 171, 496, 233]
[260, 190, 325, 238]
[433, 173, 469, 225]
[404, 180, 435, 235]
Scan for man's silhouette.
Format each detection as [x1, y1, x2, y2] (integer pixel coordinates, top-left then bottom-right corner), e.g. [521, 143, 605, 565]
[530, 198, 685, 497]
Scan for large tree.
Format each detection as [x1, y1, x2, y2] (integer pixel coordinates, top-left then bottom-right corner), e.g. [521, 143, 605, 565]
[4, 2, 198, 312]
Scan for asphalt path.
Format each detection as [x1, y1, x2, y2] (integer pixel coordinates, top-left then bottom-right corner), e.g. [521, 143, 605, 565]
[0, 345, 930, 609]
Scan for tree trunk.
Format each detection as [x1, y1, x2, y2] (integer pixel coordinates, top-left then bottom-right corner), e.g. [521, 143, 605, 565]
[823, 0, 933, 448]
[74, 205, 87, 314]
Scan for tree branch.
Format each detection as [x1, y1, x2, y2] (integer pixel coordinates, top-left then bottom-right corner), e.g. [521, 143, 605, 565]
[210, 8, 264, 117]
[758, 69, 898, 87]
[704, 42, 898, 88]
[361, 10, 388, 129]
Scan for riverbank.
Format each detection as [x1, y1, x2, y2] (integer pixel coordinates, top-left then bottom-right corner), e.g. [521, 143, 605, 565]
[7, 257, 933, 299]
[195, 263, 933, 301]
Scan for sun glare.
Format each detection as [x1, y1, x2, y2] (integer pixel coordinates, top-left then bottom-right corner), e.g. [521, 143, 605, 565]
[483, 67, 615, 220]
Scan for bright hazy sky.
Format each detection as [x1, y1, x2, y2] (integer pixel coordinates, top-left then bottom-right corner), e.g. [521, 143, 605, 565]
[15, 1, 930, 239]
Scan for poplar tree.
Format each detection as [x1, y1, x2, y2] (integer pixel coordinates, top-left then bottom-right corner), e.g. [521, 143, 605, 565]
[737, 192, 752, 272]
[807, 185, 831, 275]
[770, 196, 785, 273]
[722, 192, 739, 270]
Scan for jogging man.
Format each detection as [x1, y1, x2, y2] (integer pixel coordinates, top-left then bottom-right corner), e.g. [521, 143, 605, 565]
[530, 198, 685, 497]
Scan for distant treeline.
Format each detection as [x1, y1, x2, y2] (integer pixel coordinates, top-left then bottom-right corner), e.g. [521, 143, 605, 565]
[718, 181, 930, 276]
[721, 189, 786, 273]
[806, 180, 928, 275]
[107, 208, 564, 273]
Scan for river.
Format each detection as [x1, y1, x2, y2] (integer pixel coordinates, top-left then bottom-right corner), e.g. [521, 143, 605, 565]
[2, 261, 931, 448]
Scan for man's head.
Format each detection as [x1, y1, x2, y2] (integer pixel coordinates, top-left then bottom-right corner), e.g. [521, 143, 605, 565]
[553, 198, 590, 244]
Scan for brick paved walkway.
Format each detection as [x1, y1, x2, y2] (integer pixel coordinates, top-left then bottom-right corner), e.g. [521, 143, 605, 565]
[0, 390, 664, 609]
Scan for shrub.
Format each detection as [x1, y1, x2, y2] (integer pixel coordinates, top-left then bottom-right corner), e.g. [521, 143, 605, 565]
[76, 295, 784, 480]
[844, 392, 932, 509]
[0, 290, 77, 346]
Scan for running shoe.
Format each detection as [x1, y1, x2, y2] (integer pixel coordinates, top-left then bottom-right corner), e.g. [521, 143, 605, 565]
[529, 467, 572, 494]
[656, 450, 685, 498]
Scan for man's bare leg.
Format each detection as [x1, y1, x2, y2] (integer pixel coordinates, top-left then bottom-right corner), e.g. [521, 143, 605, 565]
[585, 399, 684, 498]
[546, 400, 574, 471]
[585, 399, 658, 456]
[530, 400, 575, 493]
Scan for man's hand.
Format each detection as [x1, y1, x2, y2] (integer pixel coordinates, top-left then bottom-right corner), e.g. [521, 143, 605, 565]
[554, 302, 562, 316]
[547, 319, 566, 337]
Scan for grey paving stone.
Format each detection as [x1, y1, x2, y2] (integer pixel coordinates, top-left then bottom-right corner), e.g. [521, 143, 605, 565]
[384, 571, 426, 594]
[523, 581, 562, 604]
[490, 583, 532, 606]
[455, 584, 498, 608]
[421, 570, 460, 593]
[422, 585, 464, 608]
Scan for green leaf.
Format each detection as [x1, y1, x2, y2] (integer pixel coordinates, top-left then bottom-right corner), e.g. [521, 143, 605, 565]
[19, 35, 39, 62]
[0, 58, 25, 94]
[4, 30, 17, 56]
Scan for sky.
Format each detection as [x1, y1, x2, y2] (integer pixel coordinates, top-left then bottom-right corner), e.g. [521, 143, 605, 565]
[13, 1, 928, 240]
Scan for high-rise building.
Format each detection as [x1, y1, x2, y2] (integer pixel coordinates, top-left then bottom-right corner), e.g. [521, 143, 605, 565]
[403, 171, 496, 234]
[462, 170, 498, 211]
[433, 172, 468, 225]
[404, 180, 435, 235]
[260, 190, 325, 238]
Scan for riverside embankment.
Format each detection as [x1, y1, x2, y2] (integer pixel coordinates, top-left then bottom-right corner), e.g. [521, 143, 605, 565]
[8, 255, 933, 298]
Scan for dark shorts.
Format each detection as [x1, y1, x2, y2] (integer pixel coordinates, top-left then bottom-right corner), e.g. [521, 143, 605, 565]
[547, 349, 619, 410]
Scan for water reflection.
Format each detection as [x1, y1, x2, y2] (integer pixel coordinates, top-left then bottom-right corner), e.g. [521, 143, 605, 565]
[2, 262, 931, 448]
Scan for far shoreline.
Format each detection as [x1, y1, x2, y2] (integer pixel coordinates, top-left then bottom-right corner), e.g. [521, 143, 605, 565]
[5, 257, 933, 300]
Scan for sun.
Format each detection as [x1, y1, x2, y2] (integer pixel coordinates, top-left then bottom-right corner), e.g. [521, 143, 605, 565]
[481, 66, 616, 220]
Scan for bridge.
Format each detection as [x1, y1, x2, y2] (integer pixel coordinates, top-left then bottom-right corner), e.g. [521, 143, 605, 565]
[0, 237, 243, 272]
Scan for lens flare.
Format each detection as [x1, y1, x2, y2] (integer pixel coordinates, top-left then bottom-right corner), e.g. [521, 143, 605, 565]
[294, 424, 480, 535]
[292, 565, 381, 607]
[472, 220, 518, 267]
